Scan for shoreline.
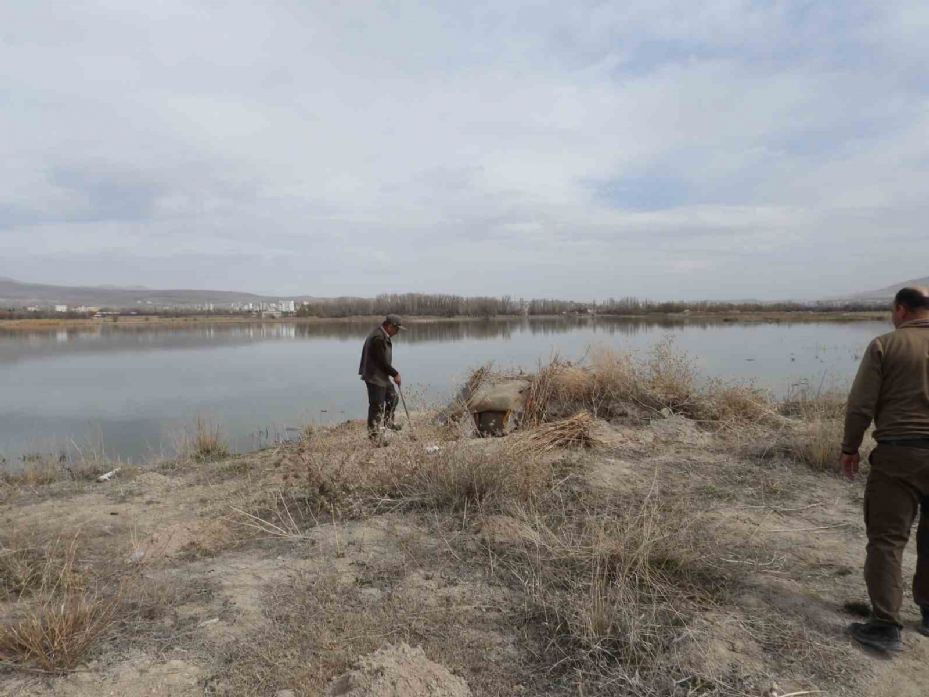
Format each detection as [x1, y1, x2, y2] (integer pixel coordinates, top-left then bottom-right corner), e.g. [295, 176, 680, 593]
[0, 309, 887, 332]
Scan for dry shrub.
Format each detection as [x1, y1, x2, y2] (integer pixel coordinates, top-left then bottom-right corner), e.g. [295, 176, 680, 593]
[487, 493, 727, 692]
[777, 385, 848, 471]
[0, 537, 118, 671]
[0, 461, 60, 488]
[0, 592, 118, 671]
[405, 443, 556, 512]
[523, 357, 566, 426]
[645, 338, 699, 413]
[787, 419, 845, 471]
[528, 341, 773, 428]
[185, 416, 230, 462]
[0, 537, 82, 601]
[549, 351, 640, 419]
[699, 381, 776, 426]
[267, 426, 565, 526]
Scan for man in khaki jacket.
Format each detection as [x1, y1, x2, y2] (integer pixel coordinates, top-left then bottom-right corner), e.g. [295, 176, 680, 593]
[842, 286, 929, 652]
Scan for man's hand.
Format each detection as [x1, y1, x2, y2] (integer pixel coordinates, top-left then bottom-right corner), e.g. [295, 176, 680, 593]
[393, 374, 401, 387]
[841, 451, 860, 480]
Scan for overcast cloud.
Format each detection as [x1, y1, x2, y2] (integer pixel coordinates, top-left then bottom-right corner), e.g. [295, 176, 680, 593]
[1, 1, 927, 300]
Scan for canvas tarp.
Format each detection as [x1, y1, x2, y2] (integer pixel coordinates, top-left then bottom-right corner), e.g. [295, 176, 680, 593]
[467, 379, 530, 414]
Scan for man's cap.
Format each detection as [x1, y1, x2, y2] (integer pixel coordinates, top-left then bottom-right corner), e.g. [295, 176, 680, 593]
[385, 314, 405, 329]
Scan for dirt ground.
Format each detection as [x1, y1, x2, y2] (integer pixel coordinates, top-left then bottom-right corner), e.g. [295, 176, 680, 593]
[2, 414, 928, 696]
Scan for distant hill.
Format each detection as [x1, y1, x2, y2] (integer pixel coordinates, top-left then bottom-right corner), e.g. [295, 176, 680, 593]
[0, 277, 310, 309]
[846, 275, 929, 303]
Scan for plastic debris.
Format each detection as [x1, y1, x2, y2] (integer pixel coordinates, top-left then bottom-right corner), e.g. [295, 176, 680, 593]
[97, 467, 121, 482]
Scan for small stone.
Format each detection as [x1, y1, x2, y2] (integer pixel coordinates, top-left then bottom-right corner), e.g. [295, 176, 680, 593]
[275, 690, 296, 697]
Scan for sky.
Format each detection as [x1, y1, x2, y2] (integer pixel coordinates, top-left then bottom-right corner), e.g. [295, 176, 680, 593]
[1, 1, 927, 301]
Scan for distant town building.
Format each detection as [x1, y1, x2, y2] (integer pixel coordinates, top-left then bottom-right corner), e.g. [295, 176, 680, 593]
[281, 300, 296, 313]
[54, 304, 69, 313]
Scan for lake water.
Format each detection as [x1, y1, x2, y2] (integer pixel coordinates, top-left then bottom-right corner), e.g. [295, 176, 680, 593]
[0, 317, 890, 465]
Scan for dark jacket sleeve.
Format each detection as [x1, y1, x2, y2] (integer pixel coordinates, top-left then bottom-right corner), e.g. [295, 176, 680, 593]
[842, 338, 883, 453]
[370, 335, 398, 378]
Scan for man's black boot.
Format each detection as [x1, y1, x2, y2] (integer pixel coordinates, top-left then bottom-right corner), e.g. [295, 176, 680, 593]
[849, 621, 903, 652]
[386, 422, 403, 431]
[919, 608, 929, 638]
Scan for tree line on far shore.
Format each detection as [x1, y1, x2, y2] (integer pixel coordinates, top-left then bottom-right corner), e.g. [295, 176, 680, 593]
[2, 294, 884, 321]
[295, 293, 883, 318]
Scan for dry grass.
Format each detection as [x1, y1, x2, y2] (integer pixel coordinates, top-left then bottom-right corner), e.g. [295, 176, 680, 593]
[510, 411, 600, 453]
[0, 592, 119, 672]
[287, 433, 563, 519]
[751, 385, 850, 471]
[523, 342, 777, 430]
[481, 489, 738, 694]
[0, 537, 82, 602]
[523, 357, 565, 426]
[214, 524, 529, 696]
[0, 457, 123, 492]
[0, 530, 197, 674]
[402, 442, 560, 512]
[185, 416, 230, 462]
[0, 536, 119, 672]
[787, 419, 845, 471]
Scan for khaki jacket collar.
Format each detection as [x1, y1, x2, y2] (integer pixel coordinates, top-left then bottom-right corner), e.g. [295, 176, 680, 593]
[899, 318, 929, 329]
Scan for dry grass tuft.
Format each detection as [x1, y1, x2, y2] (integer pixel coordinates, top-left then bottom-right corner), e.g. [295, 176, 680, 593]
[0, 537, 82, 602]
[0, 592, 119, 671]
[699, 380, 777, 427]
[521, 342, 777, 429]
[0, 458, 123, 492]
[186, 416, 230, 462]
[484, 489, 732, 693]
[762, 384, 849, 471]
[786, 419, 845, 471]
[522, 356, 566, 426]
[405, 443, 558, 512]
[511, 411, 600, 453]
[0, 536, 119, 672]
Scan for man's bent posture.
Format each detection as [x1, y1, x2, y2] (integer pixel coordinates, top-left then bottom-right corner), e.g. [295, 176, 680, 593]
[842, 287, 929, 652]
[359, 314, 404, 438]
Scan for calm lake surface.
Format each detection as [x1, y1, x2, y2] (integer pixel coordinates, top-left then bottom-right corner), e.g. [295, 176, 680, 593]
[0, 317, 890, 465]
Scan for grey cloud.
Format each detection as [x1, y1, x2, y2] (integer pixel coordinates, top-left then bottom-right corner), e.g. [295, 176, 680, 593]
[1, 1, 927, 300]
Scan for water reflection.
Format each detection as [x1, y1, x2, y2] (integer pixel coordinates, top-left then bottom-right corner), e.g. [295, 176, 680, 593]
[0, 315, 862, 365]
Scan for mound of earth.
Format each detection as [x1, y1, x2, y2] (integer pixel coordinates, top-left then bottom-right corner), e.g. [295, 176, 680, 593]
[326, 643, 471, 697]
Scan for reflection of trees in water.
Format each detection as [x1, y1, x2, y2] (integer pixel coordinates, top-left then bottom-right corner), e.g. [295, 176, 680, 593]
[290, 317, 712, 342]
[1, 317, 751, 363]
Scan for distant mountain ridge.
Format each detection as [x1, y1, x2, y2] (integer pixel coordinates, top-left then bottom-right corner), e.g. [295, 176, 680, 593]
[3, 275, 927, 310]
[847, 276, 929, 303]
[0, 277, 311, 309]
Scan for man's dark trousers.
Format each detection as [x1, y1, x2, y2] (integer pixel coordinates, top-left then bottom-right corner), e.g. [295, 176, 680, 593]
[864, 445, 929, 625]
[366, 381, 398, 433]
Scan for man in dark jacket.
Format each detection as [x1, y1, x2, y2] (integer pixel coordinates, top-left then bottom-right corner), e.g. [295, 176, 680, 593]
[359, 314, 404, 437]
[842, 287, 929, 652]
